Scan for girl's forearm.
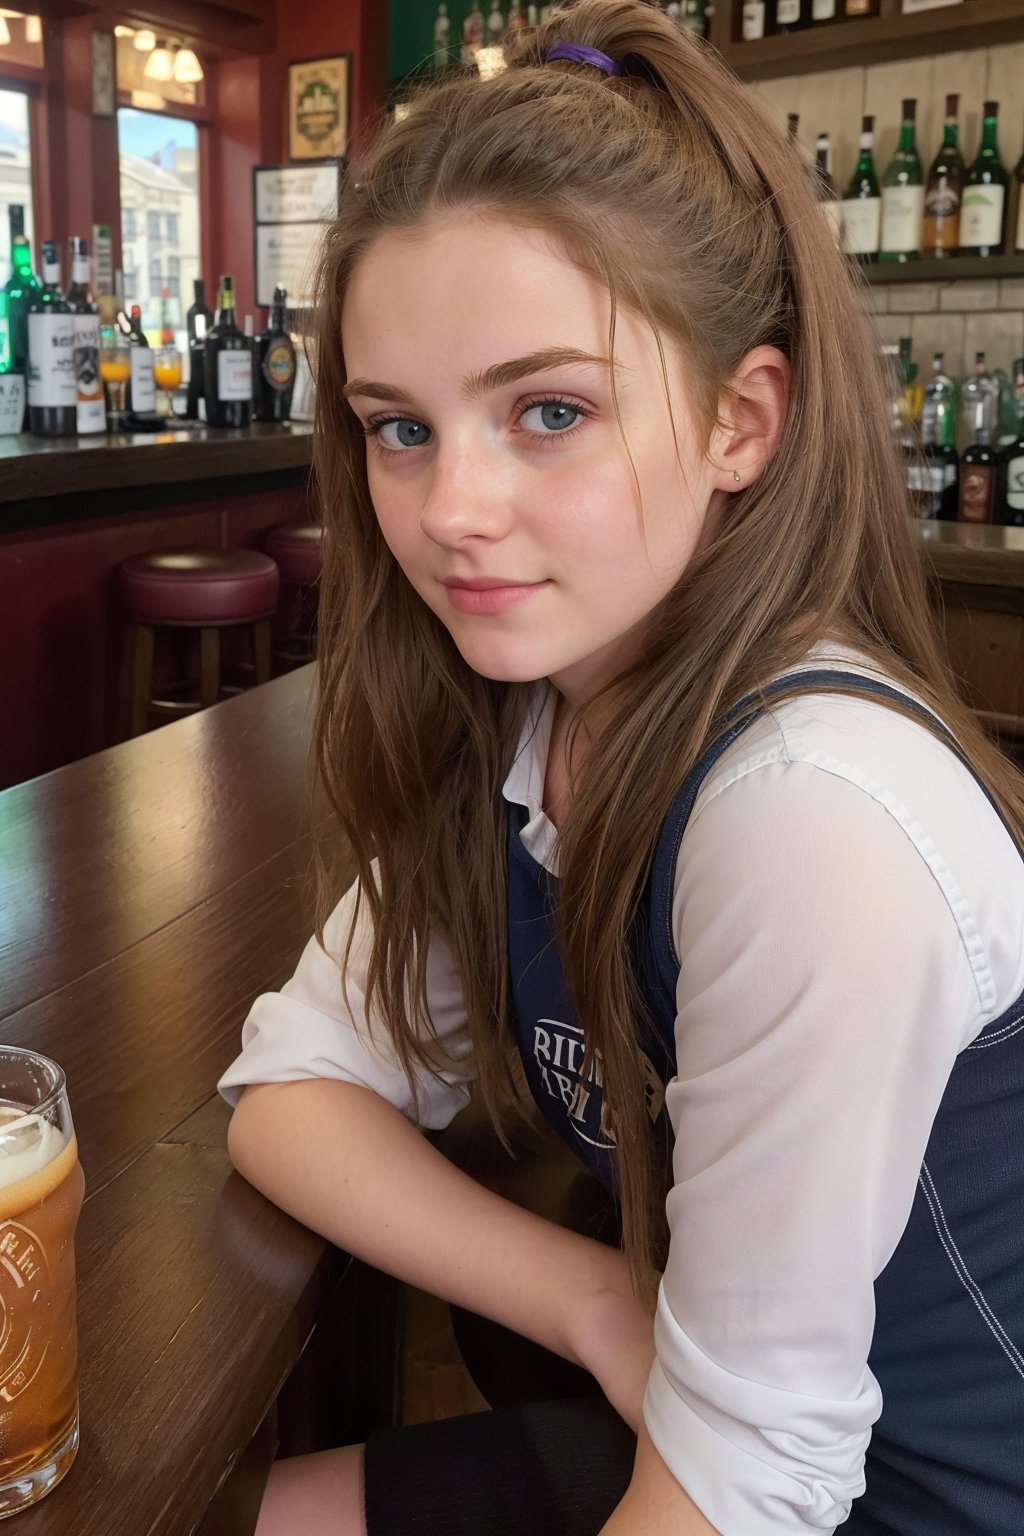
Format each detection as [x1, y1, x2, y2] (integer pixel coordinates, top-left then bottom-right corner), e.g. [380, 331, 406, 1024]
[227, 1076, 635, 1370]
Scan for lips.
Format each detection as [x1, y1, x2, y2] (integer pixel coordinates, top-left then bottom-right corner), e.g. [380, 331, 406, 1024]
[442, 579, 549, 616]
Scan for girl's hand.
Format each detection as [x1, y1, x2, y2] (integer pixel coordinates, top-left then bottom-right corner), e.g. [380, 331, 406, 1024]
[569, 1269, 658, 1433]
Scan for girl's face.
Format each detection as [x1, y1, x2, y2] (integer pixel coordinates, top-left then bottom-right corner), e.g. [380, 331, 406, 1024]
[341, 213, 724, 706]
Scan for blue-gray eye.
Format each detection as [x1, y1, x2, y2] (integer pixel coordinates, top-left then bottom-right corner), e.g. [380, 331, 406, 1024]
[377, 419, 429, 448]
[525, 402, 580, 433]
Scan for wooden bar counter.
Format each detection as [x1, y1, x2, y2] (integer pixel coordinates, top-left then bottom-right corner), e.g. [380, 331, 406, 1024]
[0, 665, 396, 1536]
[0, 423, 314, 790]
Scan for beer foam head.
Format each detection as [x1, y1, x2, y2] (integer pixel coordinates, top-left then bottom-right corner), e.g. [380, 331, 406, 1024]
[0, 1108, 64, 1192]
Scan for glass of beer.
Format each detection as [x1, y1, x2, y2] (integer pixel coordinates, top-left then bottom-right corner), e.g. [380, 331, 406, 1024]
[0, 1048, 83, 1517]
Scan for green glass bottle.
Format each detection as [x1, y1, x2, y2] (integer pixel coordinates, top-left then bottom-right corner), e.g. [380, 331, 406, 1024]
[841, 114, 881, 261]
[961, 100, 1009, 258]
[2, 204, 39, 377]
[880, 98, 924, 263]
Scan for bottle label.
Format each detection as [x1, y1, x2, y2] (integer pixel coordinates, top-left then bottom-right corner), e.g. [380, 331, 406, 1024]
[72, 255, 90, 287]
[27, 313, 76, 408]
[880, 184, 925, 254]
[130, 348, 156, 414]
[262, 339, 296, 392]
[812, 0, 835, 15]
[924, 181, 960, 220]
[1006, 454, 1024, 513]
[741, 1, 764, 38]
[840, 197, 881, 255]
[959, 464, 995, 523]
[218, 349, 253, 402]
[72, 312, 105, 433]
[959, 184, 1005, 248]
[776, 0, 800, 20]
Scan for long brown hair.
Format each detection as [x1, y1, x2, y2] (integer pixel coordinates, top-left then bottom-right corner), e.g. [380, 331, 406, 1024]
[310, 0, 1024, 1292]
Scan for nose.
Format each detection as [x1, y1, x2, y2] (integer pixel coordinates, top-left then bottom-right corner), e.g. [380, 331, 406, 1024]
[416, 440, 515, 548]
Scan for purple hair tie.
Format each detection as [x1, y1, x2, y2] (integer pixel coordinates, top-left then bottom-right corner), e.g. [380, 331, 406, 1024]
[544, 41, 622, 76]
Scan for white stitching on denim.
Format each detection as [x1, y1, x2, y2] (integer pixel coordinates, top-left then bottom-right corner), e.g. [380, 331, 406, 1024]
[919, 1163, 1024, 1382]
[967, 1018, 1024, 1050]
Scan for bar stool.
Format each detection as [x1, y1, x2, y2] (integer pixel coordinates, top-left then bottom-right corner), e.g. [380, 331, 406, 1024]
[121, 548, 280, 737]
[264, 521, 323, 670]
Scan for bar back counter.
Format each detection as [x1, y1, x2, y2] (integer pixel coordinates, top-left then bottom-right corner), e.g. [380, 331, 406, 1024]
[0, 424, 314, 791]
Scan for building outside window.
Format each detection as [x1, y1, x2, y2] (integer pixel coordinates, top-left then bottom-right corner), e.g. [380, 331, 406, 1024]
[118, 109, 200, 342]
[0, 88, 34, 274]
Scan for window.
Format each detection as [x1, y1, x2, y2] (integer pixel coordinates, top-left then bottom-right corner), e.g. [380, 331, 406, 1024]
[124, 270, 137, 302]
[118, 110, 200, 340]
[0, 88, 34, 275]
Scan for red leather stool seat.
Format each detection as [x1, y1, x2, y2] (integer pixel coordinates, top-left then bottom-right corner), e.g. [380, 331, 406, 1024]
[120, 549, 280, 627]
[264, 522, 323, 587]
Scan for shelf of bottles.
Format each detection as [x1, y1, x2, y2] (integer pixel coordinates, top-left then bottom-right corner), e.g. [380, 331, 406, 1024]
[810, 96, 1024, 276]
[723, 0, 1024, 82]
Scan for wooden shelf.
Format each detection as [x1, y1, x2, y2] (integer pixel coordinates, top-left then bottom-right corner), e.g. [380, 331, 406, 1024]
[862, 253, 1024, 283]
[712, 0, 1024, 80]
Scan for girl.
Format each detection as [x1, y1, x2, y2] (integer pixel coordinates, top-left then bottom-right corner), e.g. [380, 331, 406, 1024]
[219, 2, 1024, 1531]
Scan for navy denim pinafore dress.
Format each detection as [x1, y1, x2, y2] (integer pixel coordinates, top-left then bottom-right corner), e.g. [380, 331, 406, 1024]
[506, 670, 1024, 1534]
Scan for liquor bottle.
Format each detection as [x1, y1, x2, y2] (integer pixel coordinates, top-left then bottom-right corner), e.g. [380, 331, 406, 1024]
[204, 275, 252, 429]
[841, 115, 881, 261]
[125, 303, 156, 417]
[2, 205, 39, 389]
[880, 99, 924, 263]
[960, 351, 998, 445]
[1000, 360, 1024, 526]
[960, 101, 1009, 258]
[681, 0, 707, 36]
[815, 133, 842, 245]
[432, 1, 451, 69]
[254, 285, 297, 424]
[741, 0, 768, 38]
[65, 236, 105, 435]
[920, 353, 959, 520]
[811, 0, 839, 23]
[1014, 144, 1024, 255]
[485, 0, 504, 45]
[958, 432, 999, 523]
[186, 278, 214, 345]
[844, 0, 878, 13]
[1014, 355, 1024, 427]
[774, 0, 808, 32]
[787, 112, 800, 147]
[922, 95, 964, 258]
[159, 288, 175, 347]
[27, 241, 76, 437]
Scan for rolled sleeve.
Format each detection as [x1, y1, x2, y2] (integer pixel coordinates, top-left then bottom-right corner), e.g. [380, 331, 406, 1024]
[218, 873, 477, 1129]
[643, 757, 984, 1534]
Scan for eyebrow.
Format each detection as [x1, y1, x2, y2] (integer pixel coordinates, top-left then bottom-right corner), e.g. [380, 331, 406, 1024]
[341, 347, 628, 405]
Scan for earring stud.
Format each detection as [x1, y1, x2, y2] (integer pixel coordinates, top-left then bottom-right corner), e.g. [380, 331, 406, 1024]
[733, 471, 742, 483]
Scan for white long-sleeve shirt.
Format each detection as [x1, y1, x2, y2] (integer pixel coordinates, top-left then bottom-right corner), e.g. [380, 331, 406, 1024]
[218, 639, 1024, 1533]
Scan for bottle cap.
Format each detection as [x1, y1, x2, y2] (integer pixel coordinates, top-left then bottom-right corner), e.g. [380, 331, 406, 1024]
[945, 94, 958, 118]
[983, 100, 998, 117]
[862, 114, 873, 133]
[901, 98, 916, 121]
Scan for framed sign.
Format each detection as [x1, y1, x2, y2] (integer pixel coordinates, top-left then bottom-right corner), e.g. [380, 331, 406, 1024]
[254, 164, 341, 225]
[288, 54, 351, 163]
[91, 31, 116, 118]
[255, 223, 324, 309]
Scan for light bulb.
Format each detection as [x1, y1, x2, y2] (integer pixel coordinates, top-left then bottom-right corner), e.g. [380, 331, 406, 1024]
[144, 41, 174, 81]
[113, 23, 134, 37]
[0, 17, 10, 45]
[173, 46, 203, 83]
[133, 28, 156, 52]
[24, 14, 42, 42]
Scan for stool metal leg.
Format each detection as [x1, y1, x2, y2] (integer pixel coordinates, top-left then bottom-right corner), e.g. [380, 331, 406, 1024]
[130, 623, 156, 738]
[199, 627, 220, 710]
[253, 618, 273, 685]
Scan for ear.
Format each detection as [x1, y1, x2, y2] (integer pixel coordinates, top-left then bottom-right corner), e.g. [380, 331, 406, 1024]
[706, 345, 790, 494]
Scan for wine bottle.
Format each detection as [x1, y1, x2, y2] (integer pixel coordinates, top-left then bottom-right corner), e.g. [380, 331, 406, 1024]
[960, 352, 998, 447]
[961, 101, 1009, 258]
[125, 303, 156, 417]
[810, 0, 839, 22]
[922, 94, 964, 259]
[66, 236, 105, 435]
[186, 278, 215, 345]
[841, 115, 881, 261]
[880, 98, 924, 263]
[959, 434, 999, 523]
[844, 0, 878, 13]
[741, 0, 767, 39]
[774, 0, 807, 33]
[2, 205, 39, 391]
[27, 240, 76, 438]
[204, 275, 252, 430]
[1013, 143, 1024, 255]
[254, 285, 297, 424]
[814, 133, 842, 245]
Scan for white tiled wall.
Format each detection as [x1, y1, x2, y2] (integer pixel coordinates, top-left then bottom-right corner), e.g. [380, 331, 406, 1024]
[752, 40, 1024, 380]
